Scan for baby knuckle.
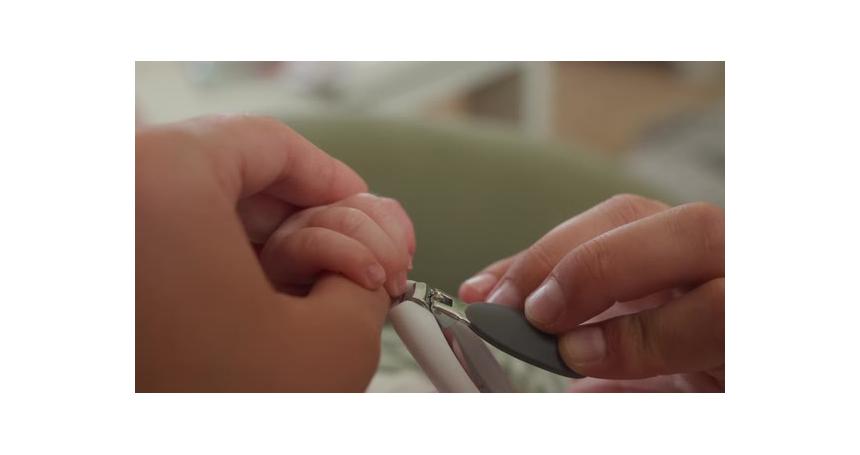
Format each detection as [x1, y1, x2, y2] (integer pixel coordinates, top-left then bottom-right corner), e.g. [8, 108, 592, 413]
[295, 229, 323, 254]
[348, 192, 381, 206]
[343, 193, 384, 217]
[263, 229, 290, 257]
[333, 207, 370, 237]
[382, 197, 409, 219]
[380, 196, 404, 210]
[369, 195, 392, 215]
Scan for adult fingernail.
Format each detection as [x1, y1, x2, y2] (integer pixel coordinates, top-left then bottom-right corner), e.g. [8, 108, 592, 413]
[487, 281, 521, 307]
[462, 273, 497, 297]
[559, 326, 606, 365]
[524, 278, 564, 326]
[367, 264, 387, 288]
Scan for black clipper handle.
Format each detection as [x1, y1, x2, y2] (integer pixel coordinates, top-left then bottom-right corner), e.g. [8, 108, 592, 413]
[466, 303, 583, 378]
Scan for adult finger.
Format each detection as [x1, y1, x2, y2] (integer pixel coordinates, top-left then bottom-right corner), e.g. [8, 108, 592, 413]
[524, 202, 724, 332]
[236, 193, 297, 243]
[564, 374, 723, 392]
[152, 115, 368, 203]
[486, 194, 669, 308]
[273, 274, 390, 391]
[558, 278, 724, 382]
[305, 273, 390, 337]
[458, 255, 518, 303]
[584, 289, 680, 324]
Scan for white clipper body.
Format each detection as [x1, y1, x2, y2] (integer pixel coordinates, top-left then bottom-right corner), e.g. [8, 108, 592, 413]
[388, 281, 513, 393]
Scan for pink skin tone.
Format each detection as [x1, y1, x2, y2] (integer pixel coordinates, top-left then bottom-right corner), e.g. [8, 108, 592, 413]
[254, 192, 415, 298]
[137, 115, 415, 391]
[459, 195, 724, 392]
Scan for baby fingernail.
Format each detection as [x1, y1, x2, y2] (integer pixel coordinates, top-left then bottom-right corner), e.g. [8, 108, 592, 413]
[367, 264, 387, 287]
[397, 271, 409, 294]
[524, 278, 564, 326]
[462, 273, 497, 297]
[559, 326, 606, 365]
[487, 281, 521, 307]
[385, 271, 408, 297]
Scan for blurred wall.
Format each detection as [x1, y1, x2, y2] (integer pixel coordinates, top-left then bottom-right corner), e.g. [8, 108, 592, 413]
[136, 61, 724, 205]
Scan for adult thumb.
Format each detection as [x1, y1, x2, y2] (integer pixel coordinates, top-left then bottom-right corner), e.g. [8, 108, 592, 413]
[558, 279, 724, 380]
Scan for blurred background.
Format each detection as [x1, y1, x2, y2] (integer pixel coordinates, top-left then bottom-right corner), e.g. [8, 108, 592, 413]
[136, 61, 724, 205]
[136, 61, 725, 392]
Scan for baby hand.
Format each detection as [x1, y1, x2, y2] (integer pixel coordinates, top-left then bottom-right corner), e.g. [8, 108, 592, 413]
[257, 193, 415, 297]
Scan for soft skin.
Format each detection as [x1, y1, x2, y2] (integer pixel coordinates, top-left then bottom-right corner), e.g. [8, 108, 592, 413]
[136, 115, 414, 392]
[460, 194, 724, 392]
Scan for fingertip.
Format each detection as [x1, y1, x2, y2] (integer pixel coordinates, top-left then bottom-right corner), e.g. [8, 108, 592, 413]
[523, 278, 565, 329]
[559, 326, 607, 370]
[486, 280, 522, 308]
[406, 231, 417, 256]
[382, 196, 416, 255]
[458, 273, 497, 303]
[365, 263, 387, 289]
[457, 283, 476, 302]
[384, 271, 409, 298]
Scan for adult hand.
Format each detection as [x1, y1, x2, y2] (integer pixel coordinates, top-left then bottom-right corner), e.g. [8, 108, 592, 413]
[459, 195, 724, 392]
[136, 115, 413, 391]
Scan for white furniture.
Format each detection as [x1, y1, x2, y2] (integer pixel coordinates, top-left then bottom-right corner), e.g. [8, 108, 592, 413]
[136, 61, 554, 137]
